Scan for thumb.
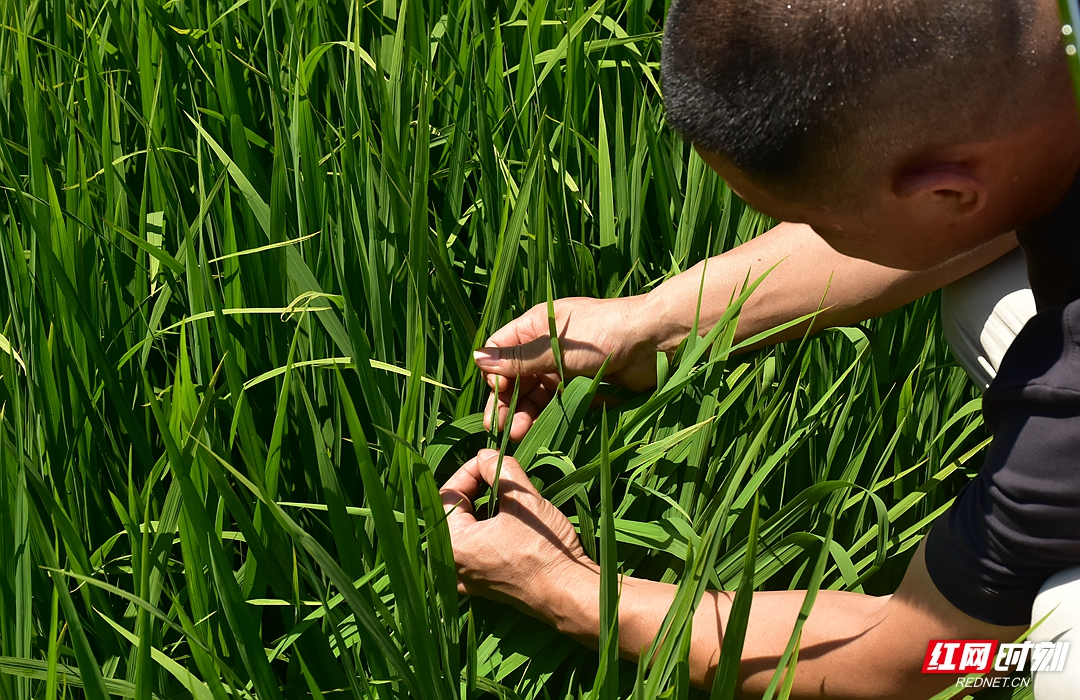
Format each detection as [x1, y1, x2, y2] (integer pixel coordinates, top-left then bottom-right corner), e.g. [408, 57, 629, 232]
[475, 449, 541, 505]
[473, 335, 556, 378]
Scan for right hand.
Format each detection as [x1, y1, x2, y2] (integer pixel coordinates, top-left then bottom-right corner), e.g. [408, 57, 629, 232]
[473, 296, 660, 441]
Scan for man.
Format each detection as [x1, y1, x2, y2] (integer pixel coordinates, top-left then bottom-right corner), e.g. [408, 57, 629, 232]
[440, 0, 1080, 696]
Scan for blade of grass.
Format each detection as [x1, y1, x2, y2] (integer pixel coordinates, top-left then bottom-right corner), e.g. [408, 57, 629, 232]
[710, 492, 760, 699]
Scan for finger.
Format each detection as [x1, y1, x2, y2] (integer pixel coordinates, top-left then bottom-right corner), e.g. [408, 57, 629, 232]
[508, 381, 553, 441]
[481, 399, 513, 436]
[524, 377, 554, 408]
[475, 449, 541, 505]
[493, 403, 511, 435]
[484, 375, 544, 432]
[482, 393, 496, 431]
[474, 334, 557, 377]
[483, 304, 548, 349]
[536, 372, 562, 394]
[508, 396, 540, 442]
[496, 375, 546, 415]
[441, 456, 483, 498]
[441, 487, 477, 531]
[485, 371, 539, 395]
[439, 457, 483, 529]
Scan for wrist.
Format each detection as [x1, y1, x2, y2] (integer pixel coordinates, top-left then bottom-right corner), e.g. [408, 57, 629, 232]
[641, 282, 694, 356]
[525, 559, 602, 639]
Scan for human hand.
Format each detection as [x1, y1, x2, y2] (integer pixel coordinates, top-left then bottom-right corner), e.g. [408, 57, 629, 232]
[440, 449, 598, 619]
[473, 296, 660, 441]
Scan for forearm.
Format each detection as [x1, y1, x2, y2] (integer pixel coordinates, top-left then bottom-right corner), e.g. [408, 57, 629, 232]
[520, 542, 1023, 699]
[533, 566, 958, 699]
[536, 563, 891, 696]
[641, 222, 1019, 352]
[539, 563, 725, 687]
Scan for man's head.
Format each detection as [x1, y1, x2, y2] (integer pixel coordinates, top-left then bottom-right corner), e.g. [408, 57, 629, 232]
[662, 0, 1080, 268]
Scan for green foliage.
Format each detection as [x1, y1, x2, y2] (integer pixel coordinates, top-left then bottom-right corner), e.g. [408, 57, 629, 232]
[0, 0, 994, 698]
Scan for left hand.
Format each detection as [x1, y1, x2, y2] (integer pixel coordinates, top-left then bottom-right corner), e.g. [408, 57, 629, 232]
[439, 449, 596, 617]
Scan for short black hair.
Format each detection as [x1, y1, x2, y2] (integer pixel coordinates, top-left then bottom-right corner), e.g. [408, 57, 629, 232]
[662, 0, 1060, 196]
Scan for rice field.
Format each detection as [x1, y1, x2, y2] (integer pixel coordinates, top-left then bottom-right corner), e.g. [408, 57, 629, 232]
[0, 0, 1021, 698]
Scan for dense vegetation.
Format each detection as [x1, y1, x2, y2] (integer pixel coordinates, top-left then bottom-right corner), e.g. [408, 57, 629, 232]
[0, 0, 1015, 698]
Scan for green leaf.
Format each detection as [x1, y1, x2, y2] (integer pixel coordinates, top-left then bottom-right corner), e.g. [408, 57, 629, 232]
[710, 493, 760, 699]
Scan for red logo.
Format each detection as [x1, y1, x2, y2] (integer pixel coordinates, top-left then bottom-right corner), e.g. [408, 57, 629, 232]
[922, 640, 999, 674]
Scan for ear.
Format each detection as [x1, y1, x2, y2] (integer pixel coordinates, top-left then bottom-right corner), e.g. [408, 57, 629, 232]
[891, 162, 989, 218]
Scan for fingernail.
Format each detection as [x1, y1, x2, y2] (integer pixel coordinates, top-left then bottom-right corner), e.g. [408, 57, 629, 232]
[473, 347, 499, 369]
[478, 448, 498, 460]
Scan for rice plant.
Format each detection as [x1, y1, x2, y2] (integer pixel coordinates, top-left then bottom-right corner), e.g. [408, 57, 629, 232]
[0, 0, 997, 698]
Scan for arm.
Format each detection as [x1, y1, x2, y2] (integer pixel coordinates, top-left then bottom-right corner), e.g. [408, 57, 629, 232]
[643, 222, 1020, 353]
[442, 451, 1027, 699]
[476, 223, 1018, 439]
[545, 543, 1022, 698]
